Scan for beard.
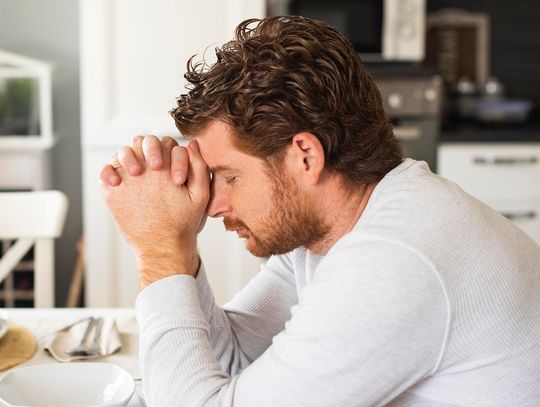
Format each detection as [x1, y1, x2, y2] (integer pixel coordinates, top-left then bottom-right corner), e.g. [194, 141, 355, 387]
[224, 168, 330, 258]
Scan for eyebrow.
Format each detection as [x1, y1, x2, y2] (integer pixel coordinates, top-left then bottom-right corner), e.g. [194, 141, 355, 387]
[208, 165, 236, 174]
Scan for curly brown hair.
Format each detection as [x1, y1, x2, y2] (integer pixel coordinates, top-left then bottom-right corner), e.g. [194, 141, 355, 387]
[171, 16, 402, 186]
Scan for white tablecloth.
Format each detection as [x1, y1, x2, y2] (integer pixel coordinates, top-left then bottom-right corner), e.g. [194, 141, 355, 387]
[0, 308, 145, 406]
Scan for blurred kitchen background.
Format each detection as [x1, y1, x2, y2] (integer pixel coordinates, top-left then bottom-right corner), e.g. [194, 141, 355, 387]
[0, 0, 538, 308]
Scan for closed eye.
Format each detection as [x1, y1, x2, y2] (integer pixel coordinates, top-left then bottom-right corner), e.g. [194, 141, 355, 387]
[225, 176, 237, 185]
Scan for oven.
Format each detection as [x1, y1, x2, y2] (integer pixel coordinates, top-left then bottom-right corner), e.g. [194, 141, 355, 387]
[370, 67, 442, 172]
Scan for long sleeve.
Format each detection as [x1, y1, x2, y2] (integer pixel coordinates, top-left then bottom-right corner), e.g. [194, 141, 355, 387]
[135, 239, 449, 407]
[193, 254, 299, 375]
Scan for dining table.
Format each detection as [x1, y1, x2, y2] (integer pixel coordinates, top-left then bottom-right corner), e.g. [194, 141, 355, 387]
[0, 307, 146, 406]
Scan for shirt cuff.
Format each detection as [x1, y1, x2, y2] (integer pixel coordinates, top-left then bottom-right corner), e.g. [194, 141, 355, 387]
[135, 274, 208, 329]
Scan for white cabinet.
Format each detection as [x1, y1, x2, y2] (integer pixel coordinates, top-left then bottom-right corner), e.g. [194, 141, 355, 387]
[438, 143, 540, 243]
[80, 0, 265, 307]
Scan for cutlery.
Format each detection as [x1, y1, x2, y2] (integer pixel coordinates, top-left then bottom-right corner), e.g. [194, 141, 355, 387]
[56, 316, 93, 333]
[65, 317, 103, 357]
[85, 317, 104, 356]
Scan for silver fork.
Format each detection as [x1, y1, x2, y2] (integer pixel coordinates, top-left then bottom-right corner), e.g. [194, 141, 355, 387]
[65, 317, 103, 357]
[84, 317, 104, 356]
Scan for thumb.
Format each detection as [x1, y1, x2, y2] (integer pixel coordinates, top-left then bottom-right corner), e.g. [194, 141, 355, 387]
[186, 140, 210, 202]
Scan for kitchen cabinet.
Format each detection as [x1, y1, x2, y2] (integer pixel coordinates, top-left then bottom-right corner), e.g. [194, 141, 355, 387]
[438, 142, 540, 244]
[80, 0, 265, 307]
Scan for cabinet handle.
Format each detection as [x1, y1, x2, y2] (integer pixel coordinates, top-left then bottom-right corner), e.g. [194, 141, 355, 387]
[500, 211, 537, 221]
[473, 156, 538, 166]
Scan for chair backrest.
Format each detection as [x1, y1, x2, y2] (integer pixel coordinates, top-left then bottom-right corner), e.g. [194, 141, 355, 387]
[0, 190, 68, 307]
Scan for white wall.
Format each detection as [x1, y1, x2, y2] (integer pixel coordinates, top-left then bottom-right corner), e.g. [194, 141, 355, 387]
[81, 0, 265, 307]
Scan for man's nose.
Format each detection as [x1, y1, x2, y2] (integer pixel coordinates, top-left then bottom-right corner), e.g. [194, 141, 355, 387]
[207, 186, 231, 218]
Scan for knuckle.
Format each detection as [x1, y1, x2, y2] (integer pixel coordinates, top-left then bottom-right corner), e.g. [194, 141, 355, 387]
[118, 146, 133, 158]
[194, 158, 208, 170]
[99, 165, 111, 180]
[149, 146, 162, 156]
[131, 135, 144, 146]
[161, 136, 177, 146]
[172, 145, 187, 159]
[142, 135, 160, 151]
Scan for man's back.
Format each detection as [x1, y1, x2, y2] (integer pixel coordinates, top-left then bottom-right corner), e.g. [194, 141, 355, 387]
[332, 158, 540, 405]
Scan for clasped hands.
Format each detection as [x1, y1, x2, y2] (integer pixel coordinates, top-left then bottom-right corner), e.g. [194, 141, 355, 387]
[100, 135, 209, 287]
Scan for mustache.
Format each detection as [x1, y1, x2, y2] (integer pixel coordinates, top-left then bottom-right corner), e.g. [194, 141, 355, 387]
[224, 218, 249, 232]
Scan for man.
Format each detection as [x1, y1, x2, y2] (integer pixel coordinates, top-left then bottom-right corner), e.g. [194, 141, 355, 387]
[100, 16, 540, 407]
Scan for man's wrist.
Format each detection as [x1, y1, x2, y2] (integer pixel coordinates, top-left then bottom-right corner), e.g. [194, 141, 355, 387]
[136, 242, 200, 288]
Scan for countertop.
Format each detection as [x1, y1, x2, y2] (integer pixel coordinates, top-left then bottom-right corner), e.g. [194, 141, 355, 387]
[439, 122, 540, 143]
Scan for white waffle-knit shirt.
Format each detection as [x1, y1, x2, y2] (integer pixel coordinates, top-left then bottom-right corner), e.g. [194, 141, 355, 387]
[136, 159, 540, 406]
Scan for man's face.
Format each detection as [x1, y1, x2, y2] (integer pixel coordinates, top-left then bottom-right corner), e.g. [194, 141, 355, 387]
[196, 120, 329, 257]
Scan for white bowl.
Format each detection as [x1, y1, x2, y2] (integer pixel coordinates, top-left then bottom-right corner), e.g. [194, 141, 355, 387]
[0, 363, 135, 407]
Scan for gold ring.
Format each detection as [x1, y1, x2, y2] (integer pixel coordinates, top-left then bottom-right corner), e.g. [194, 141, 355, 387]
[111, 153, 122, 170]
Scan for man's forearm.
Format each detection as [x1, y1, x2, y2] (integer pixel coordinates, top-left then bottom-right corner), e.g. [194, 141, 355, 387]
[136, 241, 200, 287]
[193, 258, 299, 375]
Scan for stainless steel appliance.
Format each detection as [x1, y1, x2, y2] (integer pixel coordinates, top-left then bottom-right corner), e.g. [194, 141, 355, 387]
[370, 66, 442, 171]
[267, 0, 426, 62]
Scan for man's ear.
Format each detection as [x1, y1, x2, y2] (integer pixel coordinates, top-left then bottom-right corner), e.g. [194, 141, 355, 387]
[288, 132, 325, 185]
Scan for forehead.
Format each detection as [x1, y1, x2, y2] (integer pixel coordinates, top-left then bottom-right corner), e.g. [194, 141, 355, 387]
[195, 120, 261, 173]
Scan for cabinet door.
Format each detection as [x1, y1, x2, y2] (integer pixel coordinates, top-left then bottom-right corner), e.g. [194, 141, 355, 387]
[438, 143, 540, 204]
[438, 143, 540, 245]
[81, 0, 265, 306]
[494, 203, 540, 243]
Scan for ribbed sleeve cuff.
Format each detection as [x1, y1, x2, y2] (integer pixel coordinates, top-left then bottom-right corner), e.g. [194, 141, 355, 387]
[135, 274, 208, 328]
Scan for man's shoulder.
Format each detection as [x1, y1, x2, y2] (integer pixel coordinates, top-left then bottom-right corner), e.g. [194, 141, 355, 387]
[320, 234, 438, 287]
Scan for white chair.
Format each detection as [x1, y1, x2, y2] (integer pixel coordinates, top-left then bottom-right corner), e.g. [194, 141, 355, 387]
[0, 191, 68, 307]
